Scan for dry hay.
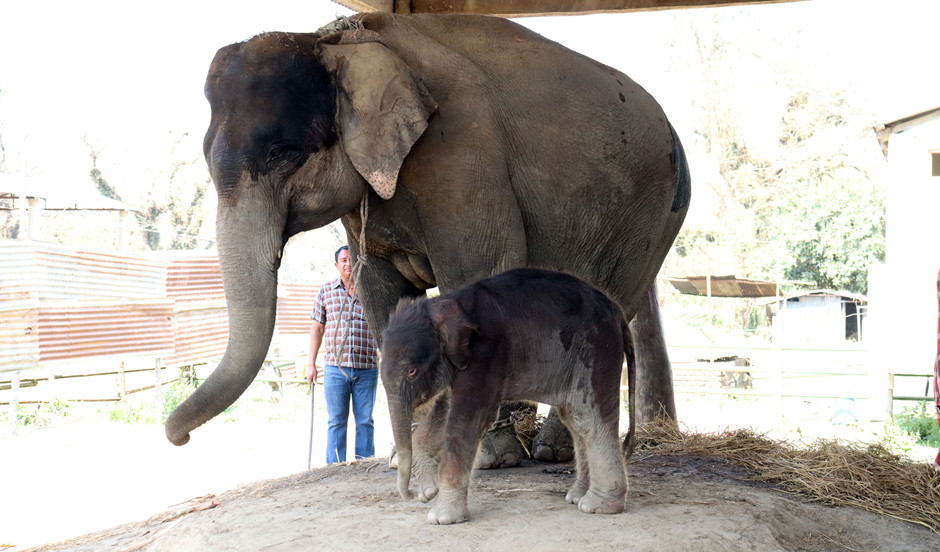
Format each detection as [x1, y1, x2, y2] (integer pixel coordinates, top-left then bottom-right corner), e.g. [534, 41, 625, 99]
[632, 419, 940, 535]
[508, 405, 542, 454]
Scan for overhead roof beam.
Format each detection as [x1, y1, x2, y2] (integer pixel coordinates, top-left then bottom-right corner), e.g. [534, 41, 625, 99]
[332, 0, 804, 17]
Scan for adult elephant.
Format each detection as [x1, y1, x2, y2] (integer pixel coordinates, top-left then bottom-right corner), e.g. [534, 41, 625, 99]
[165, 13, 690, 453]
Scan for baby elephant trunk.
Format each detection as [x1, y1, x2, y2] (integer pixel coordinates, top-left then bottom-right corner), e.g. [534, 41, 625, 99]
[391, 407, 414, 500]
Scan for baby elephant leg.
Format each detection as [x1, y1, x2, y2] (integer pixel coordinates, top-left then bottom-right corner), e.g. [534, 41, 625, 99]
[566, 403, 627, 514]
[428, 394, 497, 524]
[556, 408, 590, 504]
[413, 394, 450, 502]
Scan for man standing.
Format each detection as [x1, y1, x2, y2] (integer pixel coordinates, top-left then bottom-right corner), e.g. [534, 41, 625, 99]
[308, 246, 379, 464]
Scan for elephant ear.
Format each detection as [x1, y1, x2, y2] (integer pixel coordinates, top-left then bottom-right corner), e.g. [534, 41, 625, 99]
[318, 35, 438, 200]
[428, 299, 479, 371]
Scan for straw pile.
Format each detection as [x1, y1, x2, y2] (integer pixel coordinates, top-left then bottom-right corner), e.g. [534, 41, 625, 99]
[632, 419, 940, 535]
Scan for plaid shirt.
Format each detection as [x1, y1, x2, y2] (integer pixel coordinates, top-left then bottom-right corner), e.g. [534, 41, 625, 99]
[311, 278, 378, 370]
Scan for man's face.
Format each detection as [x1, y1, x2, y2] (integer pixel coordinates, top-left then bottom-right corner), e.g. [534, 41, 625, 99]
[335, 249, 352, 280]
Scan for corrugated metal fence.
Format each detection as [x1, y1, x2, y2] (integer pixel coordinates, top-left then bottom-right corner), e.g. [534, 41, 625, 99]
[0, 241, 320, 381]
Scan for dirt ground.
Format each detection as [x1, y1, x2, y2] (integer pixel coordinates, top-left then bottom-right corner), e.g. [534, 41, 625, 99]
[6, 386, 940, 552]
[23, 452, 940, 552]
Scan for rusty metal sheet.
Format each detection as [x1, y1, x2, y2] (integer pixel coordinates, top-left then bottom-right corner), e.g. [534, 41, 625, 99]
[0, 240, 166, 301]
[0, 301, 40, 373]
[165, 255, 225, 303]
[163, 302, 229, 367]
[37, 300, 175, 362]
[277, 283, 320, 335]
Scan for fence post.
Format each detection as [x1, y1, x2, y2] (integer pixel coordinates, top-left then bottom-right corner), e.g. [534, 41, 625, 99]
[772, 282, 786, 420]
[10, 371, 20, 437]
[886, 372, 895, 420]
[118, 361, 127, 406]
[154, 357, 163, 408]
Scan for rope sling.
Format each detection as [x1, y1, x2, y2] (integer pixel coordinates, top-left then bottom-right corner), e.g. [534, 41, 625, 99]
[328, 197, 371, 377]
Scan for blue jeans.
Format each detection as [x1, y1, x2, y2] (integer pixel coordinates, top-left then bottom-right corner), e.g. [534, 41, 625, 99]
[324, 365, 378, 464]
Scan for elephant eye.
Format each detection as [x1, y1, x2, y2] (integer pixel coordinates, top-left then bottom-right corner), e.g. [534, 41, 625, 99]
[266, 144, 304, 169]
[406, 366, 418, 379]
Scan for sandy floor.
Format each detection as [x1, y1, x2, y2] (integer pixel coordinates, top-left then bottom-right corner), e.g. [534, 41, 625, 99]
[3, 387, 938, 551]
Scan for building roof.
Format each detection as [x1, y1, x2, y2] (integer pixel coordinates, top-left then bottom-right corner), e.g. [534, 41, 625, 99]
[664, 275, 784, 298]
[873, 105, 940, 158]
[756, 288, 868, 306]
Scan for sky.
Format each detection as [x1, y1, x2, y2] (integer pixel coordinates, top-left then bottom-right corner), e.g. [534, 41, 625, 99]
[0, 0, 937, 208]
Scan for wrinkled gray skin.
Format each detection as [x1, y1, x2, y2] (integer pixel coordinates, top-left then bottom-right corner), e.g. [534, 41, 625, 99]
[164, 13, 689, 458]
[382, 269, 633, 524]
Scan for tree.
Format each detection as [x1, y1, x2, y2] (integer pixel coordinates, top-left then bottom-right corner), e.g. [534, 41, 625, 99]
[137, 131, 210, 250]
[84, 135, 121, 201]
[753, 91, 885, 294]
[664, 12, 884, 296]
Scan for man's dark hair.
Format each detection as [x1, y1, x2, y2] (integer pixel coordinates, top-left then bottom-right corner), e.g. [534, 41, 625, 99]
[334, 245, 349, 263]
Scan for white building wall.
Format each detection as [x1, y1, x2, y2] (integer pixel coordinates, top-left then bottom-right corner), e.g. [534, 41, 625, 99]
[882, 120, 940, 375]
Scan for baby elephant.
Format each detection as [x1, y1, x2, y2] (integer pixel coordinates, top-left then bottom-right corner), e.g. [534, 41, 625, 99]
[380, 268, 635, 524]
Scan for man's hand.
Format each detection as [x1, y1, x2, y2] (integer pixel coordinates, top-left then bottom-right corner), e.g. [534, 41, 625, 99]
[306, 363, 319, 386]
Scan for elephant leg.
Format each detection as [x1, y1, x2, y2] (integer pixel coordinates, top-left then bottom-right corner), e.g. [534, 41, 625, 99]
[475, 401, 530, 469]
[556, 407, 590, 505]
[564, 402, 627, 515]
[531, 406, 575, 463]
[428, 391, 497, 525]
[630, 283, 677, 426]
[412, 393, 450, 503]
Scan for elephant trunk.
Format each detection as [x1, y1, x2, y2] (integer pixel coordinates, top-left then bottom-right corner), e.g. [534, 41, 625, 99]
[389, 399, 414, 500]
[165, 182, 284, 446]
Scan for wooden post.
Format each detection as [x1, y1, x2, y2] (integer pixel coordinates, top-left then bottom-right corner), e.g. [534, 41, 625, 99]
[706, 274, 713, 363]
[10, 371, 20, 437]
[119, 361, 127, 406]
[773, 282, 784, 420]
[154, 357, 163, 408]
[886, 372, 895, 420]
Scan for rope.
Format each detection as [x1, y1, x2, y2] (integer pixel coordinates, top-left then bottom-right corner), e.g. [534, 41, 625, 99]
[328, 196, 370, 378]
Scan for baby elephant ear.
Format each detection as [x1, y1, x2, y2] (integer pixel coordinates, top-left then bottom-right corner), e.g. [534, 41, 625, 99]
[428, 299, 479, 371]
[318, 39, 438, 200]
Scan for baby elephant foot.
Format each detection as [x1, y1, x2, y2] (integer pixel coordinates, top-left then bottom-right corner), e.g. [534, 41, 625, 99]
[414, 460, 440, 503]
[427, 488, 469, 525]
[418, 485, 439, 503]
[578, 488, 626, 514]
[564, 480, 589, 505]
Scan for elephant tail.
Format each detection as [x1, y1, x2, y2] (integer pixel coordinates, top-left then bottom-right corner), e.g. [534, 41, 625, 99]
[621, 318, 637, 460]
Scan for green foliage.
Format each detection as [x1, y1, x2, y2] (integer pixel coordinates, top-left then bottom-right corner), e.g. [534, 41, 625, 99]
[160, 370, 197, 423]
[749, 91, 885, 295]
[664, 18, 885, 299]
[0, 398, 73, 428]
[85, 135, 122, 201]
[108, 401, 158, 424]
[892, 402, 940, 448]
[134, 131, 209, 251]
[90, 166, 121, 201]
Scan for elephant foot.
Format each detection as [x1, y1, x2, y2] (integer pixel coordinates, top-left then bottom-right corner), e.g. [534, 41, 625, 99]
[578, 487, 626, 514]
[531, 408, 574, 463]
[418, 484, 439, 503]
[565, 479, 589, 505]
[474, 422, 526, 469]
[427, 488, 470, 525]
[413, 455, 440, 503]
